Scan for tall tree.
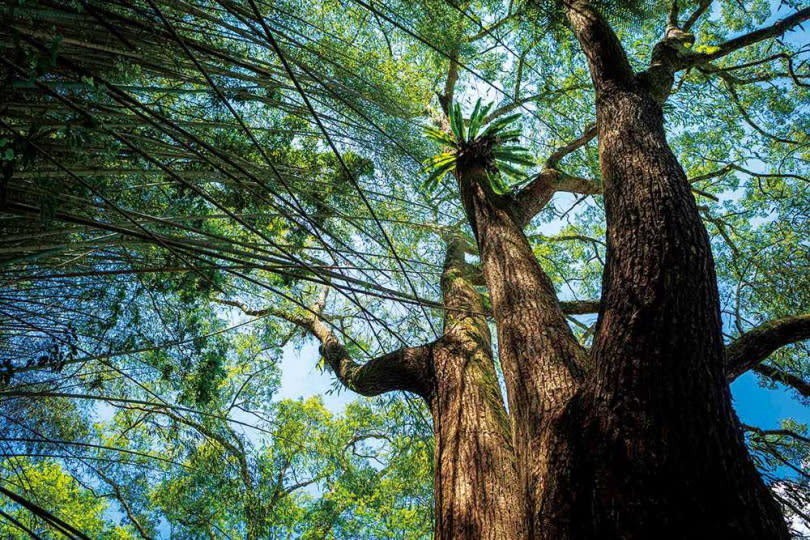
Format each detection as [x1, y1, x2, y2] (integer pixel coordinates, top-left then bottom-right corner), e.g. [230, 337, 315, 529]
[1, 0, 809, 537]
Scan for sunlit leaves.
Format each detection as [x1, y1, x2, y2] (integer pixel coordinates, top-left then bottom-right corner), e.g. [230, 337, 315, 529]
[422, 99, 534, 194]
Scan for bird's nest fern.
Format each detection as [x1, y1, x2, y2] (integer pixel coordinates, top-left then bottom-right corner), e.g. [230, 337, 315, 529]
[423, 99, 534, 195]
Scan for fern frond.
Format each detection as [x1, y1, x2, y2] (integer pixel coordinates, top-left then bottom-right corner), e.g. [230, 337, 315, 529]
[452, 103, 466, 142]
[468, 99, 484, 140]
[424, 126, 457, 147]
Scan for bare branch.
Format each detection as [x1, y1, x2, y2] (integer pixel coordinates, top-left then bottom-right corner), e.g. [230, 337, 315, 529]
[725, 314, 810, 380]
[485, 84, 589, 123]
[544, 123, 597, 169]
[691, 163, 809, 185]
[744, 424, 810, 445]
[683, 0, 713, 31]
[512, 169, 601, 226]
[560, 300, 600, 315]
[715, 77, 798, 144]
[467, 11, 520, 42]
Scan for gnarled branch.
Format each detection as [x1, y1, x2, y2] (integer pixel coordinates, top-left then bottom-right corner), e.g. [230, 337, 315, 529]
[309, 315, 433, 398]
[638, 7, 810, 103]
[235, 289, 434, 398]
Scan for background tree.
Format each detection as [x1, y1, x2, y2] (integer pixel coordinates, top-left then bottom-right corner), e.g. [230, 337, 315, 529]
[0, 0, 809, 537]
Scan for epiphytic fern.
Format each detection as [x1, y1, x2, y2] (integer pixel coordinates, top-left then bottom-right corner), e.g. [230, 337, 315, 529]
[423, 99, 534, 195]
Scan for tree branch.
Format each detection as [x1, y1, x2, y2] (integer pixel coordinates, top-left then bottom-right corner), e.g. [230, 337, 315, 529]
[682, 0, 713, 31]
[559, 299, 600, 315]
[511, 169, 601, 226]
[467, 11, 520, 42]
[725, 314, 810, 380]
[690, 162, 809, 185]
[217, 292, 433, 397]
[485, 84, 589, 123]
[639, 7, 809, 103]
[544, 123, 597, 169]
[751, 364, 810, 399]
[214, 297, 302, 321]
[744, 424, 810, 445]
[310, 314, 433, 398]
[702, 9, 810, 64]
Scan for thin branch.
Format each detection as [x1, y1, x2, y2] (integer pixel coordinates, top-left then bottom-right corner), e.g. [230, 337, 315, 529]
[0, 484, 91, 540]
[683, 0, 713, 31]
[744, 424, 810, 445]
[703, 9, 810, 64]
[544, 123, 597, 169]
[467, 11, 519, 42]
[751, 364, 810, 399]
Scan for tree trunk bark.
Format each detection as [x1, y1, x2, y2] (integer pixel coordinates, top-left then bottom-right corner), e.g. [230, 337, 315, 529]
[455, 168, 586, 533]
[428, 236, 526, 539]
[533, 3, 790, 537]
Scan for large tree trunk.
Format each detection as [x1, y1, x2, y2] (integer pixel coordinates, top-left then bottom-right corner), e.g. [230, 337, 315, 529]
[455, 169, 586, 533]
[532, 3, 790, 537]
[428, 236, 525, 539]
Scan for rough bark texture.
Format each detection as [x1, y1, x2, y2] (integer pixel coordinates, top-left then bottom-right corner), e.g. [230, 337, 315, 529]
[428, 236, 525, 539]
[532, 3, 790, 538]
[288, 239, 524, 539]
[315, 321, 433, 398]
[456, 166, 586, 533]
[726, 314, 810, 380]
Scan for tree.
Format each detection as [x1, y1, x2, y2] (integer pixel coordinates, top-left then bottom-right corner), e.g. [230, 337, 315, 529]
[1, 0, 809, 538]
[0, 457, 140, 539]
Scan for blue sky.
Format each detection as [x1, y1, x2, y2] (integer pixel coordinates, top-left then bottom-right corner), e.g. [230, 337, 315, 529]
[733, 373, 809, 430]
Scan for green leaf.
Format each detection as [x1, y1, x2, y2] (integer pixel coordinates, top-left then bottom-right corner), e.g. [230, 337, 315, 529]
[486, 170, 510, 194]
[478, 102, 493, 123]
[468, 99, 483, 139]
[481, 113, 522, 138]
[454, 102, 466, 142]
[494, 148, 535, 167]
[427, 152, 457, 167]
[424, 126, 457, 147]
[495, 162, 526, 180]
[495, 129, 522, 142]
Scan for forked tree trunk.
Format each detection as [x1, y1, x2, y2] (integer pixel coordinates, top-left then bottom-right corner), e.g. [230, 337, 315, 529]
[456, 168, 586, 532]
[427, 236, 525, 539]
[528, 3, 790, 538]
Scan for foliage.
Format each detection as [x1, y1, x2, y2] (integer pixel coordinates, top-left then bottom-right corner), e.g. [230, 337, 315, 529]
[423, 99, 533, 194]
[0, 458, 139, 539]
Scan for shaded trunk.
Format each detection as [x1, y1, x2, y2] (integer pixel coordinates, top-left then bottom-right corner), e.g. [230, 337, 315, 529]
[428, 237, 525, 539]
[533, 3, 790, 537]
[455, 169, 585, 533]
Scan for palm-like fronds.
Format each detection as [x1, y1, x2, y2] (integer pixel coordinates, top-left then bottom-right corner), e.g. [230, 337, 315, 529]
[422, 99, 534, 195]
